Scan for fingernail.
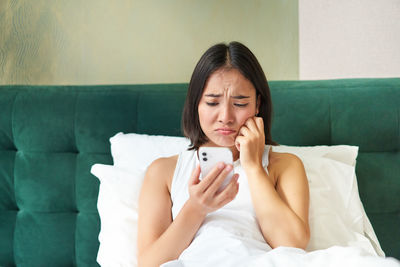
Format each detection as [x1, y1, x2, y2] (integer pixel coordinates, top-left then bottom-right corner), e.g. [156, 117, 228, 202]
[225, 165, 232, 172]
[218, 162, 225, 169]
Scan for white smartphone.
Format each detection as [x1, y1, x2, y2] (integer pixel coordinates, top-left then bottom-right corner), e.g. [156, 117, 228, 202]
[198, 147, 234, 192]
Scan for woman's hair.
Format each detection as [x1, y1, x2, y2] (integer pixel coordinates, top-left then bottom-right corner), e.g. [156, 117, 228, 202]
[182, 41, 278, 150]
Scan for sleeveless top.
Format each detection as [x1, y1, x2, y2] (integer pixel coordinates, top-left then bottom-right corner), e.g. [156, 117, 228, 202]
[168, 145, 273, 262]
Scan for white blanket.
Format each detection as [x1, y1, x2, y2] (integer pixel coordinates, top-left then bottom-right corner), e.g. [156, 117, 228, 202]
[162, 245, 400, 267]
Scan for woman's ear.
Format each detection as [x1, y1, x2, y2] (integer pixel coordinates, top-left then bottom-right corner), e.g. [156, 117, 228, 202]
[256, 95, 261, 116]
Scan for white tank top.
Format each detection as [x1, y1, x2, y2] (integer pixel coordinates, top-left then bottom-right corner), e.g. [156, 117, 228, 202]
[169, 145, 273, 260]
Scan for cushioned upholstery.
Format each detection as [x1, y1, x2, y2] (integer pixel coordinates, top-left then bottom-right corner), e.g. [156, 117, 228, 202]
[0, 79, 399, 266]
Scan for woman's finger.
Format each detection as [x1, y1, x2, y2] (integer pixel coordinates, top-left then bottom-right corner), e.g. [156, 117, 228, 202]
[235, 135, 245, 151]
[255, 117, 264, 131]
[244, 117, 257, 131]
[238, 125, 250, 136]
[198, 162, 226, 191]
[205, 164, 234, 196]
[188, 164, 201, 186]
[215, 174, 239, 206]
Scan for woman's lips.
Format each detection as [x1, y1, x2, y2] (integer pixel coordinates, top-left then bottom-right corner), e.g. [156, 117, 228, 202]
[216, 128, 236, 135]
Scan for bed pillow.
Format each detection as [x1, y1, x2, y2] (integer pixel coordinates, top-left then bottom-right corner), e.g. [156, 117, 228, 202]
[91, 133, 190, 267]
[271, 145, 358, 167]
[270, 145, 383, 256]
[299, 155, 376, 254]
[91, 164, 142, 267]
[91, 132, 384, 266]
[110, 132, 191, 173]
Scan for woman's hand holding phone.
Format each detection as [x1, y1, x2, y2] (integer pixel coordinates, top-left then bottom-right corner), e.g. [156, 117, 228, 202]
[187, 162, 239, 217]
[235, 116, 265, 171]
[199, 147, 234, 190]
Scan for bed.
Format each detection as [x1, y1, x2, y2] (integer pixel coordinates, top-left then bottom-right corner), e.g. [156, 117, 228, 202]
[0, 78, 399, 266]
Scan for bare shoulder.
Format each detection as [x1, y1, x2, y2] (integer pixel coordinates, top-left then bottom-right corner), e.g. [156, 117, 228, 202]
[145, 154, 179, 192]
[270, 151, 304, 168]
[269, 151, 306, 183]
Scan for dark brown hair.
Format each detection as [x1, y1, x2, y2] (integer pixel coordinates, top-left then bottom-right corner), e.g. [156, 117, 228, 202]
[182, 41, 278, 150]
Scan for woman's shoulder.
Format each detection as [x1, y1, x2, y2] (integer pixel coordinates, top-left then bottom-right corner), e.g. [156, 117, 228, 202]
[145, 154, 180, 191]
[269, 150, 305, 180]
[270, 150, 302, 165]
[149, 154, 179, 171]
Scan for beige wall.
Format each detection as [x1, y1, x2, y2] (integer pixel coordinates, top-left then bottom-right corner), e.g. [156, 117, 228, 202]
[299, 0, 400, 80]
[0, 0, 299, 85]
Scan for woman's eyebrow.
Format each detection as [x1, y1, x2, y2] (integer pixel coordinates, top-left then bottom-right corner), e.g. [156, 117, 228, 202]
[231, 95, 250, 99]
[204, 93, 222, 97]
[204, 94, 250, 99]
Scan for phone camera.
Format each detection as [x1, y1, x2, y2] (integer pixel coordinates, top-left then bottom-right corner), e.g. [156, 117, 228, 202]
[203, 157, 207, 161]
[202, 152, 207, 156]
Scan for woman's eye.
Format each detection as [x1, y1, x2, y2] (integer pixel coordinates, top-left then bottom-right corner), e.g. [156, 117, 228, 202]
[206, 102, 219, 106]
[234, 103, 248, 107]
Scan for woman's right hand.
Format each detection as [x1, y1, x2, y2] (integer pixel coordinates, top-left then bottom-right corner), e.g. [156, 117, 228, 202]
[187, 163, 239, 217]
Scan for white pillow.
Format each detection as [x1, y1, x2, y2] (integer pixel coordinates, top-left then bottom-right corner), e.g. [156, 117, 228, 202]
[91, 133, 190, 267]
[299, 156, 376, 254]
[271, 145, 359, 167]
[91, 164, 144, 267]
[271, 145, 383, 256]
[110, 132, 191, 173]
[91, 132, 384, 267]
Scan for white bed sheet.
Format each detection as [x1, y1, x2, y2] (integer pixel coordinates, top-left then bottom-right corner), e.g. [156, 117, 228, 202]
[162, 245, 400, 267]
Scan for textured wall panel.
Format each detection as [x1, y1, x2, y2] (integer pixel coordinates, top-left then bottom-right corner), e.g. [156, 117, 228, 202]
[0, 0, 298, 85]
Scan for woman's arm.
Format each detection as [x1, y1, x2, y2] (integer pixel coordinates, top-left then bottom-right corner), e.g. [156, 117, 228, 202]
[245, 155, 310, 249]
[137, 157, 239, 266]
[236, 117, 310, 249]
[137, 157, 203, 266]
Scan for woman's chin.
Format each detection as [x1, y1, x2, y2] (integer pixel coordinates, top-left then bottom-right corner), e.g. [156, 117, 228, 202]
[211, 136, 235, 148]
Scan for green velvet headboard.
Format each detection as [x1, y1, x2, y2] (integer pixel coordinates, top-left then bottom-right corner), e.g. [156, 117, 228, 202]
[1, 78, 399, 266]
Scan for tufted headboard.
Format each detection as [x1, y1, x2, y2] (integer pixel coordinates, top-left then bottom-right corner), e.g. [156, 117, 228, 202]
[0, 78, 399, 266]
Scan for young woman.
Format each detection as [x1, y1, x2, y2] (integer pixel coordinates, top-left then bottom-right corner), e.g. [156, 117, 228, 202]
[137, 41, 310, 266]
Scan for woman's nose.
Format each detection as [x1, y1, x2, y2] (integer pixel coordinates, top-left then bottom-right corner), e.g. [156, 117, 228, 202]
[218, 104, 234, 124]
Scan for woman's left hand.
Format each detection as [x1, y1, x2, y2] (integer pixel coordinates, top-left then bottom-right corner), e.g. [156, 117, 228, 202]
[235, 116, 265, 170]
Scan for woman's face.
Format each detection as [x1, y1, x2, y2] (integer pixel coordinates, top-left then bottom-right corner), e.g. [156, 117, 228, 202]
[198, 68, 259, 148]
